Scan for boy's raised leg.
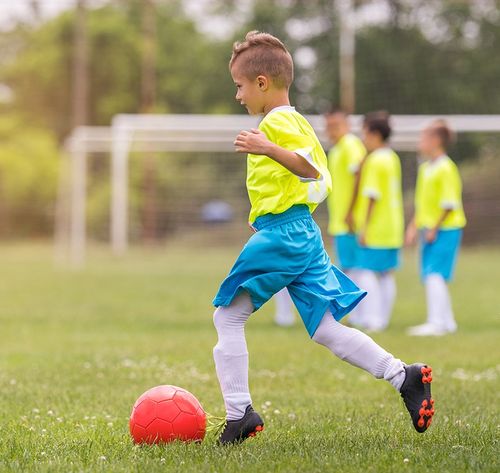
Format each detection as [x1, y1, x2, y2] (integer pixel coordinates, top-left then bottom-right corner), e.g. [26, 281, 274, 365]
[312, 311, 434, 432]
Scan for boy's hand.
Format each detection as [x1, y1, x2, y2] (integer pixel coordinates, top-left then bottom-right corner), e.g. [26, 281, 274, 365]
[358, 231, 367, 247]
[344, 211, 355, 233]
[425, 227, 438, 243]
[234, 129, 271, 155]
[405, 225, 417, 246]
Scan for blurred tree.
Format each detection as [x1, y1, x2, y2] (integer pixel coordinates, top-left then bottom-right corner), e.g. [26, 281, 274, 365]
[2, 1, 234, 141]
[72, 0, 89, 128]
[0, 116, 59, 236]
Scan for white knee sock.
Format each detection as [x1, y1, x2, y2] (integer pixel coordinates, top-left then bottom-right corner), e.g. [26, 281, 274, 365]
[274, 288, 295, 326]
[425, 273, 457, 331]
[355, 270, 383, 330]
[379, 272, 396, 329]
[213, 292, 253, 420]
[312, 311, 406, 391]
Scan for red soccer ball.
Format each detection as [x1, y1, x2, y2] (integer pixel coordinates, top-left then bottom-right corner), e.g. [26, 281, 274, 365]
[129, 385, 206, 444]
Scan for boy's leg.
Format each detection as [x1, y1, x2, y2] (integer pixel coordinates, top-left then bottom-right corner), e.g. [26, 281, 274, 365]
[313, 311, 435, 433]
[312, 310, 405, 390]
[425, 273, 456, 333]
[355, 270, 383, 331]
[213, 292, 254, 420]
[379, 272, 396, 329]
[274, 288, 295, 327]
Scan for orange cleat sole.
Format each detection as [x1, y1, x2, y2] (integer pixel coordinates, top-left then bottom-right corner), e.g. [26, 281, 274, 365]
[417, 366, 434, 430]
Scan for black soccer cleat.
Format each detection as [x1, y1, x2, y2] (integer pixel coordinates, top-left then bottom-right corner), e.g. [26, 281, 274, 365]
[218, 405, 264, 445]
[400, 363, 434, 433]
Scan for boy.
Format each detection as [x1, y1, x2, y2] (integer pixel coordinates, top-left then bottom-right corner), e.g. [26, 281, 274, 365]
[406, 120, 466, 336]
[212, 31, 433, 445]
[353, 112, 404, 332]
[325, 108, 366, 275]
[325, 109, 366, 327]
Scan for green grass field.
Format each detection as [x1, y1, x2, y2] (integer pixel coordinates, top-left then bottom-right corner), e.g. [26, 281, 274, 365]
[0, 243, 498, 472]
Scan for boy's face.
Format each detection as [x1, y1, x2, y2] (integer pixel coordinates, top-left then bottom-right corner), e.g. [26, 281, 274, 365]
[325, 113, 349, 143]
[418, 128, 440, 157]
[230, 61, 267, 115]
[362, 126, 381, 152]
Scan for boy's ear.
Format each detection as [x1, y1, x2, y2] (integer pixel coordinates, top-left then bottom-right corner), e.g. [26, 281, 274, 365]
[256, 75, 269, 91]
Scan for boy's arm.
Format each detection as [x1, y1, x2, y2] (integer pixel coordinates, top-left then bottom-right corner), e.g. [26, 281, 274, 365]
[359, 197, 376, 246]
[234, 129, 319, 179]
[425, 209, 452, 243]
[345, 156, 367, 233]
[405, 216, 417, 246]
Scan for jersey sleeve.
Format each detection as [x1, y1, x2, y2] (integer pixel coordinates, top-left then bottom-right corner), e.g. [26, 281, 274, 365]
[260, 113, 321, 182]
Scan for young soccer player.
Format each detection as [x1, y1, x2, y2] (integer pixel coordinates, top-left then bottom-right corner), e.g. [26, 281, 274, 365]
[405, 120, 466, 336]
[353, 112, 404, 332]
[212, 31, 434, 445]
[325, 109, 366, 327]
[325, 108, 366, 275]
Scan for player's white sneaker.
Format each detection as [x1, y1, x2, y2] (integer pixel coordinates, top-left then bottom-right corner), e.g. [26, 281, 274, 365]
[406, 323, 455, 337]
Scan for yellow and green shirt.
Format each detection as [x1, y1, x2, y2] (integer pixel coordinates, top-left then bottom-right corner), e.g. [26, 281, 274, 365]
[415, 155, 466, 229]
[246, 106, 332, 224]
[327, 133, 366, 235]
[356, 147, 404, 248]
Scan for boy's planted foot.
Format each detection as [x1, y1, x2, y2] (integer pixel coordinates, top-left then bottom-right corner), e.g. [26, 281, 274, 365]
[407, 323, 455, 336]
[218, 405, 264, 445]
[400, 363, 434, 433]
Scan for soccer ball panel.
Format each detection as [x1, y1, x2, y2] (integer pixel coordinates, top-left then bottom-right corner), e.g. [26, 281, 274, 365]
[156, 400, 180, 422]
[146, 418, 174, 443]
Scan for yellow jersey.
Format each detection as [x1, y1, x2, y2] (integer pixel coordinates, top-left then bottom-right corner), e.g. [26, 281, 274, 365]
[356, 147, 404, 248]
[327, 133, 366, 235]
[246, 106, 332, 224]
[415, 155, 466, 229]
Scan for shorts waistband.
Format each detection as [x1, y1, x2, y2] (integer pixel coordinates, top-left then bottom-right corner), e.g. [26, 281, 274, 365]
[251, 205, 311, 231]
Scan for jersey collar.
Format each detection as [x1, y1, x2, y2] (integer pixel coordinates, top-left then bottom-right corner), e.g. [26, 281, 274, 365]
[266, 105, 296, 116]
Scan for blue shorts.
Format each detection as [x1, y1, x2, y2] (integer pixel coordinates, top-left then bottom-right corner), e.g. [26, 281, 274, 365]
[357, 247, 400, 272]
[213, 205, 367, 337]
[333, 233, 359, 270]
[421, 228, 462, 282]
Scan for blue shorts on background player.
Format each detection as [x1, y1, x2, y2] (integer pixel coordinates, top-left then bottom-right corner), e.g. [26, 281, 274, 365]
[212, 31, 434, 445]
[406, 120, 466, 337]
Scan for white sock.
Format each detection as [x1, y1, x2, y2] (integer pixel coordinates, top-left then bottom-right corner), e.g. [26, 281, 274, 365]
[312, 311, 406, 391]
[355, 270, 383, 330]
[379, 272, 396, 329]
[274, 288, 295, 325]
[425, 273, 457, 331]
[213, 292, 253, 420]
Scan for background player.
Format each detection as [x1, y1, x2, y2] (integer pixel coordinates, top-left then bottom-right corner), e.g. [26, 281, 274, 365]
[354, 111, 404, 332]
[325, 108, 366, 327]
[405, 120, 466, 336]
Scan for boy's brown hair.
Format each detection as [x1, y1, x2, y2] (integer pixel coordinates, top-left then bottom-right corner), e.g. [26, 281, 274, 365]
[229, 31, 294, 89]
[428, 119, 455, 150]
[363, 110, 392, 141]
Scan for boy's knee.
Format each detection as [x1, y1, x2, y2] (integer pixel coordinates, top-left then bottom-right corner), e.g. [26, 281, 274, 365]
[213, 306, 226, 331]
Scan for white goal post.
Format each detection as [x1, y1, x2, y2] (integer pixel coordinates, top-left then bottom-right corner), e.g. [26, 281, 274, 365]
[56, 114, 500, 266]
